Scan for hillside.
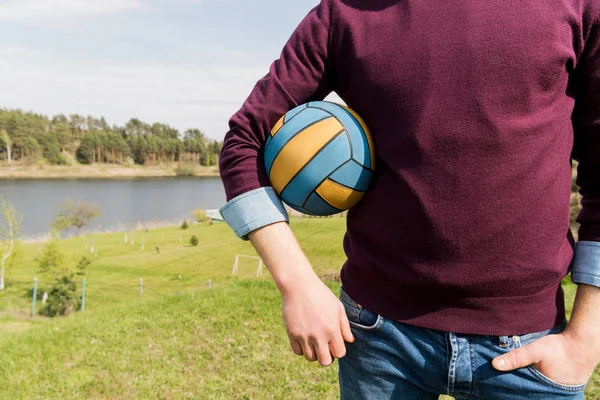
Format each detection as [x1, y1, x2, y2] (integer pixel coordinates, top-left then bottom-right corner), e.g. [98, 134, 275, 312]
[0, 218, 347, 333]
[0, 218, 598, 399]
[0, 280, 339, 399]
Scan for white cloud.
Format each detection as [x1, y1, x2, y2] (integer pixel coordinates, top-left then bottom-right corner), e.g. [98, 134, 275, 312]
[0, 56, 269, 139]
[0, 45, 48, 56]
[0, 0, 143, 21]
[0, 50, 344, 140]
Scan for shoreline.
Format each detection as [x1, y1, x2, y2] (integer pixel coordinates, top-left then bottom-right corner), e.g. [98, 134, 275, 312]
[0, 164, 220, 179]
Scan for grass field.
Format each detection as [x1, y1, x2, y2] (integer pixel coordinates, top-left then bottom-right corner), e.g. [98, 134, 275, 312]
[0, 218, 347, 332]
[0, 218, 599, 399]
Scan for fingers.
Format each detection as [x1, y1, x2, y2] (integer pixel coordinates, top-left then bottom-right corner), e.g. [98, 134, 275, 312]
[340, 304, 355, 343]
[329, 336, 347, 359]
[300, 340, 317, 362]
[290, 340, 303, 356]
[313, 339, 334, 366]
[493, 339, 546, 371]
[290, 334, 347, 365]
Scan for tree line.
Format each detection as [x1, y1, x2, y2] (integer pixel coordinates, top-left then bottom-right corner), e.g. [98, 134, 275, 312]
[0, 109, 223, 167]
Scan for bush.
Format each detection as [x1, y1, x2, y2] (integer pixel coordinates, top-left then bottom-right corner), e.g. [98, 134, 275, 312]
[76, 256, 91, 276]
[76, 139, 95, 164]
[41, 134, 68, 165]
[37, 239, 71, 277]
[175, 165, 195, 176]
[39, 276, 80, 317]
[61, 152, 77, 166]
[190, 235, 199, 246]
[36, 238, 81, 317]
[181, 220, 189, 230]
[192, 208, 209, 223]
[123, 156, 135, 167]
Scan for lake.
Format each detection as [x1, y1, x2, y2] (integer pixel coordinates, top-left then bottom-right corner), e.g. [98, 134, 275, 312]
[0, 178, 227, 237]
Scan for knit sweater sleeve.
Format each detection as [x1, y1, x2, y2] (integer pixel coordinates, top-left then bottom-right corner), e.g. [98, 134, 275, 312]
[218, 0, 335, 202]
[571, 7, 600, 286]
[573, 9, 600, 241]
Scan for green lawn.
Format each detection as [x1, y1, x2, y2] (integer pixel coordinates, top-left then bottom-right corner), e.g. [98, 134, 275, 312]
[0, 218, 347, 331]
[0, 280, 341, 399]
[0, 218, 598, 399]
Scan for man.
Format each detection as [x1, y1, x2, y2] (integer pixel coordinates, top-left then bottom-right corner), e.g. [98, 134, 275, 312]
[218, 0, 600, 398]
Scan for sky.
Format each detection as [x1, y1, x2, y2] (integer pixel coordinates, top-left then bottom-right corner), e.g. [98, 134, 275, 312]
[0, 0, 340, 140]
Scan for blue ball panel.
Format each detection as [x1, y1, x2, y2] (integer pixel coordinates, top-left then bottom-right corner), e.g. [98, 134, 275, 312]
[264, 107, 332, 175]
[286, 203, 317, 216]
[264, 134, 272, 150]
[329, 159, 373, 192]
[284, 103, 309, 123]
[304, 192, 342, 216]
[307, 101, 371, 170]
[280, 133, 351, 208]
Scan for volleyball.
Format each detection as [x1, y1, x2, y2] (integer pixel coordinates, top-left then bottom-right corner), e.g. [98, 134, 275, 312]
[263, 101, 375, 216]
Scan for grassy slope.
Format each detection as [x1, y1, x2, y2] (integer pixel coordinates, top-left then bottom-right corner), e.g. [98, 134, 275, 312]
[1, 280, 598, 400]
[0, 218, 598, 399]
[0, 218, 347, 331]
[0, 281, 340, 400]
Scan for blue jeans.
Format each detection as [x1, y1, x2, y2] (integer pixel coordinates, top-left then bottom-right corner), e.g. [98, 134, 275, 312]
[338, 287, 588, 399]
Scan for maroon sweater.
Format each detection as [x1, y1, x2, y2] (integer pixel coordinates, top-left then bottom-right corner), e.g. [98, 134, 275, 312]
[219, 0, 600, 335]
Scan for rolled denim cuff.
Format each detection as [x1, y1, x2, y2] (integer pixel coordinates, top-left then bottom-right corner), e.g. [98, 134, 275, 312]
[219, 187, 289, 240]
[571, 241, 600, 287]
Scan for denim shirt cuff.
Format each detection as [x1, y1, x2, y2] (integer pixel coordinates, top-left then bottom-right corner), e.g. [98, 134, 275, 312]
[219, 187, 289, 240]
[571, 241, 600, 287]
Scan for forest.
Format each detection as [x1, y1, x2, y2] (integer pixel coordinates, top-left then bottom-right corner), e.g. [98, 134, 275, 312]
[0, 109, 223, 167]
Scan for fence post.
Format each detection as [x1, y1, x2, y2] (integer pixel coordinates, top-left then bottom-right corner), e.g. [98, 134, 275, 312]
[31, 278, 38, 317]
[81, 278, 86, 311]
[257, 259, 264, 278]
[232, 255, 239, 275]
[140, 278, 143, 299]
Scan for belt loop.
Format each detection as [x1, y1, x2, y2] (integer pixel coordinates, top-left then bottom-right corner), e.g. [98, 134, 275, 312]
[499, 336, 510, 348]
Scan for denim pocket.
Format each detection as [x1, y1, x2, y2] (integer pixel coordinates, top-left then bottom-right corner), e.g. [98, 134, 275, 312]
[515, 321, 587, 393]
[339, 287, 383, 331]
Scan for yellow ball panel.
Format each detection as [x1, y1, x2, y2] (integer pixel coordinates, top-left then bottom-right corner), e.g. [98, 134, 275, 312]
[269, 117, 344, 194]
[270, 115, 285, 137]
[316, 178, 366, 210]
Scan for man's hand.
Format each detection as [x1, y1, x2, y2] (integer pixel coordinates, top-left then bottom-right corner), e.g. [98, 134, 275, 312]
[282, 276, 354, 366]
[493, 284, 600, 385]
[492, 331, 594, 385]
[247, 222, 354, 367]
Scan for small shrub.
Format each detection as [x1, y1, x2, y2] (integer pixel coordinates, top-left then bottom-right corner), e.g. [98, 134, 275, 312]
[39, 276, 80, 317]
[37, 239, 71, 277]
[76, 141, 94, 164]
[181, 220, 189, 230]
[190, 235, 199, 246]
[35, 158, 49, 168]
[123, 157, 135, 167]
[192, 208, 209, 223]
[36, 238, 82, 317]
[61, 152, 77, 166]
[76, 256, 91, 276]
[175, 165, 195, 176]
